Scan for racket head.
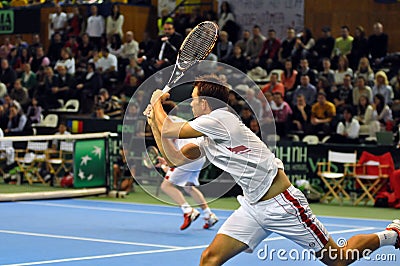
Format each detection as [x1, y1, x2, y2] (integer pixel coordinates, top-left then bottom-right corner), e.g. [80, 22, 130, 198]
[176, 21, 219, 71]
[143, 146, 160, 169]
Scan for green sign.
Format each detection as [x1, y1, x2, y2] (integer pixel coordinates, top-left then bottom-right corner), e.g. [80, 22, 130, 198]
[74, 139, 106, 188]
[0, 10, 14, 34]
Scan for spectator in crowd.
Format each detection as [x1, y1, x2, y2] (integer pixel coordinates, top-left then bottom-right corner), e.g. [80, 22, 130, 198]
[0, 37, 14, 60]
[354, 57, 375, 87]
[52, 122, 71, 150]
[106, 3, 124, 41]
[257, 29, 281, 69]
[86, 5, 105, 48]
[9, 79, 29, 109]
[14, 35, 28, 57]
[64, 35, 79, 58]
[334, 55, 353, 86]
[244, 88, 263, 119]
[332, 74, 353, 115]
[97, 47, 118, 85]
[95, 105, 110, 120]
[26, 96, 42, 124]
[349, 26, 368, 70]
[279, 27, 296, 64]
[0, 58, 17, 91]
[389, 69, 400, 112]
[30, 46, 50, 74]
[173, 6, 190, 36]
[216, 31, 233, 63]
[120, 75, 140, 100]
[113, 146, 135, 192]
[0, 127, 16, 176]
[311, 91, 336, 134]
[218, 1, 236, 41]
[96, 88, 121, 117]
[21, 63, 37, 98]
[54, 64, 75, 102]
[330, 105, 360, 143]
[77, 33, 94, 64]
[28, 34, 42, 58]
[292, 74, 317, 106]
[368, 22, 388, 67]
[227, 90, 242, 115]
[316, 76, 333, 101]
[188, 7, 202, 29]
[107, 33, 123, 58]
[372, 70, 393, 106]
[4, 105, 29, 136]
[225, 45, 248, 73]
[354, 95, 379, 138]
[261, 72, 285, 97]
[137, 22, 183, 74]
[332, 25, 353, 59]
[50, 4, 68, 39]
[7, 48, 19, 71]
[313, 26, 335, 67]
[249, 118, 261, 138]
[235, 30, 250, 56]
[120, 31, 139, 62]
[75, 63, 102, 114]
[352, 76, 373, 106]
[240, 105, 255, 128]
[124, 58, 144, 84]
[281, 59, 298, 100]
[372, 93, 392, 131]
[15, 48, 31, 76]
[157, 8, 174, 36]
[67, 5, 84, 38]
[291, 94, 311, 133]
[47, 32, 64, 65]
[292, 28, 315, 65]
[138, 31, 155, 58]
[296, 58, 317, 86]
[54, 47, 75, 76]
[246, 25, 266, 68]
[37, 66, 60, 110]
[271, 92, 292, 138]
[318, 57, 335, 88]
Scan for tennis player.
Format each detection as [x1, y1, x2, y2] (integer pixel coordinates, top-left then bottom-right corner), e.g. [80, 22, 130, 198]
[146, 74, 399, 265]
[157, 101, 219, 230]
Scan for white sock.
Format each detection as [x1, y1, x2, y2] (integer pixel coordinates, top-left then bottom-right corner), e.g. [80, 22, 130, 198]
[202, 207, 212, 219]
[375, 230, 398, 247]
[181, 203, 192, 214]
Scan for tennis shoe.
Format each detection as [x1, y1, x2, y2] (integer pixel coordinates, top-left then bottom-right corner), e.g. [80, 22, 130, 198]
[386, 219, 400, 249]
[180, 209, 200, 230]
[203, 213, 219, 229]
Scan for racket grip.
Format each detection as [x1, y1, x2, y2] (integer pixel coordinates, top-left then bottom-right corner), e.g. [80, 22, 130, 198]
[162, 84, 171, 93]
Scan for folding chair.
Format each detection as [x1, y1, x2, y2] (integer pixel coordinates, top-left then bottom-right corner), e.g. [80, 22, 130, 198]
[302, 135, 319, 145]
[351, 152, 394, 206]
[0, 140, 14, 177]
[47, 141, 74, 182]
[15, 141, 49, 185]
[317, 150, 356, 203]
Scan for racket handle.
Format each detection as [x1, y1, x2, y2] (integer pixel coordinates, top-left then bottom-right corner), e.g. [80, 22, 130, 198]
[162, 84, 171, 93]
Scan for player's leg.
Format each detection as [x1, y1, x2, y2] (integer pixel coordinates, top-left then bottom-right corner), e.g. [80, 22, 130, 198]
[112, 164, 120, 189]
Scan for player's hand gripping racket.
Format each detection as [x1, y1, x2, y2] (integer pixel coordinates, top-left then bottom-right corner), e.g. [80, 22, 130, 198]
[162, 21, 219, 93]
[142, 146, 161, 169]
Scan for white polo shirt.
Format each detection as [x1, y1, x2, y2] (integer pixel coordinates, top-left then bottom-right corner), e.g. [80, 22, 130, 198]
[189, 108, 278, 204]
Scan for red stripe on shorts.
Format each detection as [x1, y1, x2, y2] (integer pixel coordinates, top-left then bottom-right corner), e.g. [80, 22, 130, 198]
[283, 190, 328, 246]
[165, 175, 170, 180]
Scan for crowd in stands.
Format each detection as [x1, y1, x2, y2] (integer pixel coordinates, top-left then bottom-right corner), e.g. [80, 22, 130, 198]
[0, 2, 399, 147]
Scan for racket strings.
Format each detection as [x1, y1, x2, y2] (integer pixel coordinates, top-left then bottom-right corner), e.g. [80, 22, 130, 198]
[178, 22, 218, 70]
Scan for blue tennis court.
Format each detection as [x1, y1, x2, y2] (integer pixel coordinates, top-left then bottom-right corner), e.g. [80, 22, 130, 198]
[0, 199, 397, 265]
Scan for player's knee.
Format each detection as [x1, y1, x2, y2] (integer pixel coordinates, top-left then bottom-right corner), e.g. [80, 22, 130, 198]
[160, 180, 171, 192]
[200, 248, 221, 265]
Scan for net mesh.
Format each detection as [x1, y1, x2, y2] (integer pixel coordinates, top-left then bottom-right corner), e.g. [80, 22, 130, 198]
[0, 132, 117, 201]
[178, 21, 219, 70]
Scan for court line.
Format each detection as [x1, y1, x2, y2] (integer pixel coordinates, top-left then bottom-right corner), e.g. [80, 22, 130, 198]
[0, 229, 182, 249]
[1, 227, 378, 266]
[17, 201, 381, 229]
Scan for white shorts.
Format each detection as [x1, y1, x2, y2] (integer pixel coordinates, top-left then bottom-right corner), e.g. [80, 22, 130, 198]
[165, 167, 201, 187]
[218, 185, 329, 253]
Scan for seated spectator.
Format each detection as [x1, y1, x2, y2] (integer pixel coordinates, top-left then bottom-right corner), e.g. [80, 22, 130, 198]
[329, 105, 360, 144]
[372, 93, 393, 131]
[281, 59, 298, 96]
[348, 26, 368, 70]
[368, 22, 388, 67]
[0, 127, 16, 178]
[245, 25, 266, 68]
[355, 95, 381, 138]
[270, 92, 292, 138]
[138, 31, 155, 58]
[390, 69, 400, 115]
[292, 28, 315, 65]
[291, 94, 311, 133]
[244, 88, 263, 119]
[96, 88, 121, 117]
[94, 105, 110, 119]
[310, 91, 336, 134]
[354, 57, 375, 87]
[107, 33, 123, 58]
[113, 146, 135, 192]
[26, 97, 42, 124]
[296, 58, 317, 86]
[279, 27, 296, 64]
[120, 31, 139, 61]
[124, 58, 144, 84]
[228, 90, 243, 115]
[75, 63, 103, 114]
[28, 34, 42, 59]
[216, 31, 233, 63]
[235, 30, 250, 56]
[0, 37, 14, 60]
[334, 55, 353, 86]
[15, 47, 32, 76]
[260, 72, 285, 101]
[77, 33, 94, 64]
[54, 47, 75, 76]
[54, 64, 75, 102]
[240, 105, 255, 128]
[318, 57, 335, 88]
[9, 79, 29, 109]
[64, 35, 79, 58]
[372, 70, 393, 106]
[47, 32, 64, 66]
[332, 25, 353, 59]
[249, 118, 261, 138]
[313, 26, 335, 67]
[292, 74, 317, 106]
[120, 75, 139, 99]
[4, 105, 30, 136]
[332, 74, 353, 115]
[352, 76, 373, 106]
[257, 29, 281, 69]
[97, 47, 119, 85]
[29, 46, 50, 74]
[37, 66, 61, 110]
[225, 45, 248, 73]
[0, 59, 17, 91]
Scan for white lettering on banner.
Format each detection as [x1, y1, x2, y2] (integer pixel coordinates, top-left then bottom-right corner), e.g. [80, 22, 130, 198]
[221, 0, 304, 40]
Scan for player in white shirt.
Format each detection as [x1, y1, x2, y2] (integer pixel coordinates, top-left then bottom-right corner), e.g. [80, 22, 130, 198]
[146, 74, 400, 265]
[156, 101, 218, 230]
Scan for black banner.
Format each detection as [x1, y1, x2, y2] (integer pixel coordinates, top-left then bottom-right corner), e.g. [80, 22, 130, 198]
[0, 8, 41, 35]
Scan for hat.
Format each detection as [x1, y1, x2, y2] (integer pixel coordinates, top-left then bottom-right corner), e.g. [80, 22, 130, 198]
[247, 67, 267, 81]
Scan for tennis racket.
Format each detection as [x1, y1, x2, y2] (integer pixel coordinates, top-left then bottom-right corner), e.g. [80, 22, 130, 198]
[162, 21, 219, 93]
[142, 146, 161, 169]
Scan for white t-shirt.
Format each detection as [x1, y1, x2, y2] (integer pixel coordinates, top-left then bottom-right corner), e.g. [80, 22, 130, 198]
[86, 15, 105, 38]
[189, 108, 277, 204]
[97, 53, 118, 72]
